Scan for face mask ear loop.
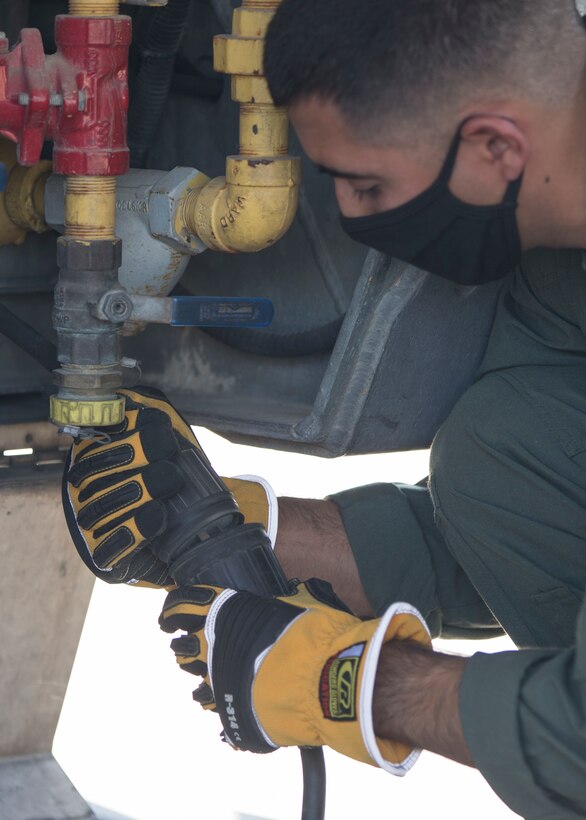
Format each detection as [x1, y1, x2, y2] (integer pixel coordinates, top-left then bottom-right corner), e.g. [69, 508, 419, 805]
[503, 171, 524, 205]
[436, 129, 464, 186]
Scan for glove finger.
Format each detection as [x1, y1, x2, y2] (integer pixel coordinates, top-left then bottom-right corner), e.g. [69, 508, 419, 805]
[170, 634, 208, 677]
[192, 682, 215, 709]
[71, 404, 145, 461]
[120, 388, 203, 452]
[107, 545, 171, 586]
[159, 585, 218, 633]
[68, 419, 179, 489]
[77, 477, 145, 532]
[92, 500, 167, 570]
[75, 461, 183, 530]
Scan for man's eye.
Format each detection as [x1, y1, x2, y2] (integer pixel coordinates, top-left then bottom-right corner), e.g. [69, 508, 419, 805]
[352, 185, 381, 202]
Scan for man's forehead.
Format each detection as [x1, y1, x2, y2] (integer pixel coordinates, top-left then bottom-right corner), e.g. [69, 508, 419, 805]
[288, 96, 434, 180]
[289, 96, 374, 157]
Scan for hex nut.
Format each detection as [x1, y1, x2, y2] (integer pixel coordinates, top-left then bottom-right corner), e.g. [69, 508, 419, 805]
[148, 167, 208, 253]
[97, 289, 134, 323]
[57, 237, 122, 271]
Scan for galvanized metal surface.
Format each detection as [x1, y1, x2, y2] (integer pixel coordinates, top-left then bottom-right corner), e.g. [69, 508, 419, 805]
[0, 755, 95, 820]
[170, 255, 502, 455]
[46, 168, 205, 300]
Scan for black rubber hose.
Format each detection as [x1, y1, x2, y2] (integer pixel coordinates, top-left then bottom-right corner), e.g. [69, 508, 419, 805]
[0, 301, 58, 372]
[128, 0, 192, 168]
[300, 748, 327, 820]
[204, 315, 344, 357]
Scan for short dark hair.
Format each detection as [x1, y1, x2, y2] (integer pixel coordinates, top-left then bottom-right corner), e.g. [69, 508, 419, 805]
[265, 0, 584, 144]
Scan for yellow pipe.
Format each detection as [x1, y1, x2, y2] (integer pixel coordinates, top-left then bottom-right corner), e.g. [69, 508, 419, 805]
[181, 0, 301, 253]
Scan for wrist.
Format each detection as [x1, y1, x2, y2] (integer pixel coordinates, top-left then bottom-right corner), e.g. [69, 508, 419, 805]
[275, 497, 374, 617]
[373, 641, 474, 767]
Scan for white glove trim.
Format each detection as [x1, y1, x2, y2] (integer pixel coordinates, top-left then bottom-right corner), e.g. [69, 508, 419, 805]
[233, 474, 279, 547]
[205, 588, 237, 701]
[205, 588, 305, 751]
[359, 601, 430, 777]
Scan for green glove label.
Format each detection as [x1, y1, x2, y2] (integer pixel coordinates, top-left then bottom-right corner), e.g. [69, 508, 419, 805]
[320, 642, 365, 721]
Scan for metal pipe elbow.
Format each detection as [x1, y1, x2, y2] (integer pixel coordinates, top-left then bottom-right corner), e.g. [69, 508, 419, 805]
[183, 154, 301, 254]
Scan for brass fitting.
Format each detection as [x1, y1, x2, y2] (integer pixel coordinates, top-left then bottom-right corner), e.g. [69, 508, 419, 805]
[0, 139, 50, 246]
[181, 0, 301, 253]
[68, 0, 120, 15]
[65, 176, 117, 240]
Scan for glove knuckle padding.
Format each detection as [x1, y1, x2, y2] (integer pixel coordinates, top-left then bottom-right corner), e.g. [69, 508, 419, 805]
[120, 387, 198, 446]
[192, 682, 215, 707]
[77, 479, 143, 531]
[76, 463, 181, 534]
[171, 634, 201, 656]
[92, 525, 136, 568]
[171, 633, 208, 677]
[140, 461, 184, 500]
[159, 585, 216, 633]
[68, 443, 136, 487]
[120, 550, 169, 585]
[77, 470, 135, 504]
[133, 499, 167, 538]
[91, 499, 167, 567]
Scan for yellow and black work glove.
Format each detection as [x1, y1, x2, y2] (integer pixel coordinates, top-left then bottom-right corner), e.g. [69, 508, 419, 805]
[63, 387, 276, 587]
[159, 579, 431, 775]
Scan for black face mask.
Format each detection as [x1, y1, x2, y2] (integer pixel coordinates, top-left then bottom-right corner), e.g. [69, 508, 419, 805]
[340, 128, 523, 285]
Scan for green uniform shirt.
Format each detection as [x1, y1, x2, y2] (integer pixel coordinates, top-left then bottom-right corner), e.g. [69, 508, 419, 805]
[330, 249, 586, 819]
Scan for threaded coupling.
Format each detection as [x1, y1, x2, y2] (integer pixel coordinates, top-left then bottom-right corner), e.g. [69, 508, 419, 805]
[242, 0, 279, 9]
[68, 0, 120, 14]
[65, 176, 117, 240]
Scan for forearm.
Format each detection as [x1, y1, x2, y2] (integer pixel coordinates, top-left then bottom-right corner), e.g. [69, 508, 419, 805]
[275, 497, 374, 617]
[373, 641, 474, 767]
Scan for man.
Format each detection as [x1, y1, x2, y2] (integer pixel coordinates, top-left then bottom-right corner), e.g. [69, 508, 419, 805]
[64, 2, 586, 818]
[262, 3, 586, 813]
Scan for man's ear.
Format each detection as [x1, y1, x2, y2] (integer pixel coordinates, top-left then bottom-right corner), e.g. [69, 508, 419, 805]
[459, 115, 529, 182]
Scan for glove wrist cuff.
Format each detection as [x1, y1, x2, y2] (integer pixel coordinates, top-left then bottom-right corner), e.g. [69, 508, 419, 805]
[232, 474, 278, 547]
[359, 602, 429, 776]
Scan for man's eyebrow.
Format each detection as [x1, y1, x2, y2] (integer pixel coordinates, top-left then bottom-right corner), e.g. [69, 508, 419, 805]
[316, 164, 379, 180]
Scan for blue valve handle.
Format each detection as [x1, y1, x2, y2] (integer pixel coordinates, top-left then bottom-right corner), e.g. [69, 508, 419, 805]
[171, 296, 273, 328]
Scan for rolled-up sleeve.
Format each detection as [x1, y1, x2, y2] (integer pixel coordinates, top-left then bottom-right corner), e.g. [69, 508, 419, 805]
[328, 482, 501, 639]
[460, 595, 586, 819]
